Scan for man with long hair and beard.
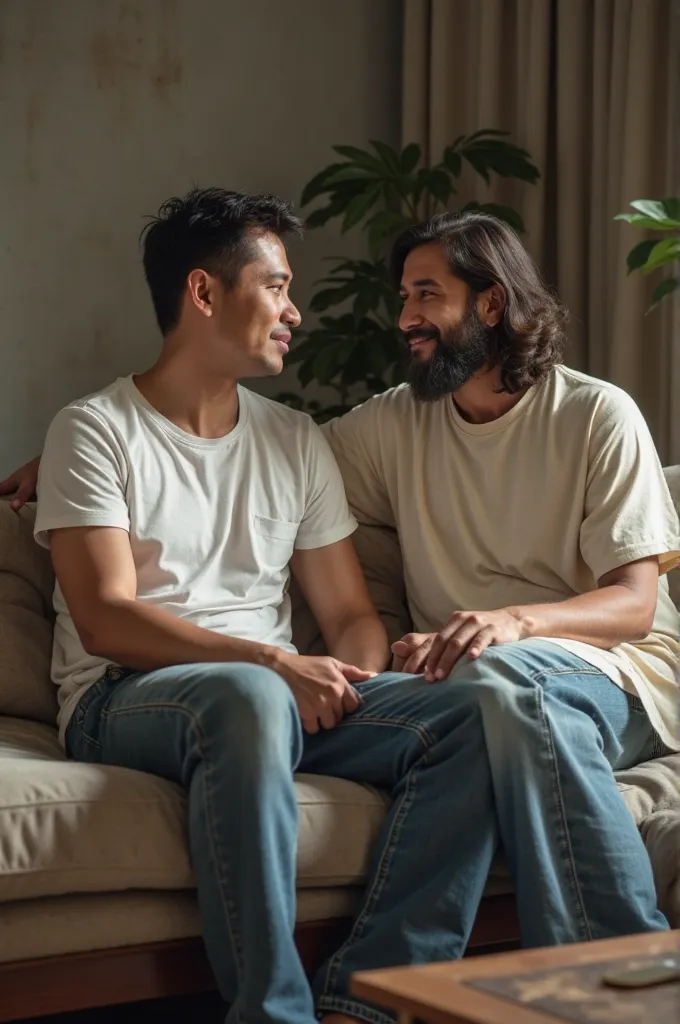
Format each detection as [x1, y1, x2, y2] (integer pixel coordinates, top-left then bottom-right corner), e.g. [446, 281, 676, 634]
[323, 212, 680, 958]
[2, 208, 679, 1024]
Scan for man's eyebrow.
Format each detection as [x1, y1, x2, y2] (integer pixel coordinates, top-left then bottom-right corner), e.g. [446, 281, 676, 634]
[399, 277, 441, 292]
[411, 277, 440, 288]
[263, 270, 291, 282]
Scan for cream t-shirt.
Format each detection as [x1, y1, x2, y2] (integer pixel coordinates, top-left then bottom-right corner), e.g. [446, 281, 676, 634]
[35, 377, 356, 742]
[324, 366, 680, 751]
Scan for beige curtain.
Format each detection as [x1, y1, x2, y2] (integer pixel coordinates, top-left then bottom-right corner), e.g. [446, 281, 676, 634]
[403, 0, 680, 462]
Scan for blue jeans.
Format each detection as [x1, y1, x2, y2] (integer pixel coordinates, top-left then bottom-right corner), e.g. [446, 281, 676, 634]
[66, 639, 668, 1024]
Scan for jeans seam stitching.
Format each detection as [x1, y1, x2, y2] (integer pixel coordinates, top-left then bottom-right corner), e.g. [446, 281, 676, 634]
[339, 715, 437, 745]
[536, 684, 593, 941]
[319, 742, 433, 999]
[90, 698, 247, 980]
[530, 667, 604, 681]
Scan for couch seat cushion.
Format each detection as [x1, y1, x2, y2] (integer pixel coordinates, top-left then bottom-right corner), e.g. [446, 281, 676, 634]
[0, 717, 387, 903]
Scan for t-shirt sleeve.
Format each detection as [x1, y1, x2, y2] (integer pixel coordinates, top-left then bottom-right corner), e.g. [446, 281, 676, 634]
[580, 388, 680, 580]
[34, 405, 130, 549]
[294, 421, 357, 550]
[321, 400, 395, 529]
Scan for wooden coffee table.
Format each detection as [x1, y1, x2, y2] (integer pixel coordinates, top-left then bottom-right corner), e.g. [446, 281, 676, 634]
[351, 931, 680, 1024]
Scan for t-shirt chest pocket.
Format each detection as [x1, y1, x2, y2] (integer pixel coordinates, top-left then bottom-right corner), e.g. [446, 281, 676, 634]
[252, 514, 299, 572]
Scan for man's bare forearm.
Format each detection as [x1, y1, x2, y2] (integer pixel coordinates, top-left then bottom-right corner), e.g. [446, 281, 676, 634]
[328, 613, 390, 674]
[82, 598, 279, 672]
[509, 584, 655, 649]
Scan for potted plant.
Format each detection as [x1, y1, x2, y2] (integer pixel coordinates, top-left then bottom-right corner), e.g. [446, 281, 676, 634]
[616, 198, 680, 311]
[279, 132, 540, 420]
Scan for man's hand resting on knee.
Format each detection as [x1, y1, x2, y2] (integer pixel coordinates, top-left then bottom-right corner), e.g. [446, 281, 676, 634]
[270, 652, 374, 734]
[392, 558, 659, 682]
[392, 610, 523, 681]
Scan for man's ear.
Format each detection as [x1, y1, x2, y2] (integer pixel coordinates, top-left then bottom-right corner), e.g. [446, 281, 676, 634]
[477, 284, 505, 327]
[187, 269, 214, 318]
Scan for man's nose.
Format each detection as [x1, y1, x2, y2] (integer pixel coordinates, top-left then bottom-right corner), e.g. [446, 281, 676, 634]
[399, 299, 423, 333]
[283, 301, 302, 329]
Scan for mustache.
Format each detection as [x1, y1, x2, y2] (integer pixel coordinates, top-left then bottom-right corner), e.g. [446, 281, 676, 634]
[403, 327, 441, 344]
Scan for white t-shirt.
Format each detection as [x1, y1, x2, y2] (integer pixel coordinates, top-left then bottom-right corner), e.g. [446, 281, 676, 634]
[323, 366, 680, 751]
[35, 376, 356, 742]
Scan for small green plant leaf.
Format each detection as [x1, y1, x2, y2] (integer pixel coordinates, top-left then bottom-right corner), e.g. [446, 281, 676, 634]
[661, 197, 680, 221]
[312, 345, 341, 385]
[300, 163, 347, 206]
[641, 237, 680, 275]
[647, 276, 680, 312]
[427, 168, 453, 205]
[353, 282, 384, 322]
[443, 147, 462, 177]
[462, 138, 539, 184]
[275, 392, 304, 410]
[464, 128, 511, 143]
[365, 209, 412, 237]
[626, 240, 657, 273]
[333, 144, 384, 171]
[629, 199, 680, 225]
[411, 166, 431, 207]
[400, 142, 421, 174]
[370, 140, 402, 173]
[309, 282, 359, 313]
[341, 184, 382, 233]
[324, 165, 379, 187]
[616, 212, 680, 231]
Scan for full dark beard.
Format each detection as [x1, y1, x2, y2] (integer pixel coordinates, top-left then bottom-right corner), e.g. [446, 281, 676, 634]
[406, 307, 495, 403]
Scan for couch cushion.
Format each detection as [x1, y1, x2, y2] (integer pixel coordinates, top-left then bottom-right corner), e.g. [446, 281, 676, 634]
[1, 716, 678, 923]
[0, 502, 56, 723]
[0, 717, 387, 903]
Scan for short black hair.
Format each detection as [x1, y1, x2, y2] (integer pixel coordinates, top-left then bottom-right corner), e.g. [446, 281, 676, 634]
[391, 212, 567, 393]
[140, 187, 303, 335]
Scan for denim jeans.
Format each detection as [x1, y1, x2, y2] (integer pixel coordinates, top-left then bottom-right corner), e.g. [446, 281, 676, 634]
[65, 638, 668, 1024]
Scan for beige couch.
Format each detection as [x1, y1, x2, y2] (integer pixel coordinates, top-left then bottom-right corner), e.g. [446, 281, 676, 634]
[0, 480, 679, 1021]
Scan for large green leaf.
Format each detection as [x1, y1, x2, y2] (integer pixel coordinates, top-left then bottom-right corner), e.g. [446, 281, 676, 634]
[463, 129, 511, 142]
[661, 197, 680, 221]
[461, 139, 540, 184]
[353, 283, 382, 322]
[370, 140, 402, 174]
[427, 168, 453, 205]
[342, 185, 382, 232]
[626, 240, 657, 274]
[641, 237, 680, 274]
[629, 199, 680, 226]
[304, 183, 367, 228]
[616, 212, 680, 231]
[297, 358, 317, 389]
[312, 345, 342, 385]
[333, 144, 384, 171]
[412, 166, 431, 206]
[300, 163, 346, 207]
[324, 165, 379, 187]
[400, 142, 421, 174]
[443, 147, 462, 177]
[309, 282, 360, 312]
[648, 276, 680, 312]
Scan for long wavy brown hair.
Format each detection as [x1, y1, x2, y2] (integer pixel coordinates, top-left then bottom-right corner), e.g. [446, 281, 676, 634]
[390, 212, 568, 393]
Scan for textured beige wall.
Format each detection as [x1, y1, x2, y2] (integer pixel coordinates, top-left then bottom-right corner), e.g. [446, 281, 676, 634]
[0, 0, 401, 471]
